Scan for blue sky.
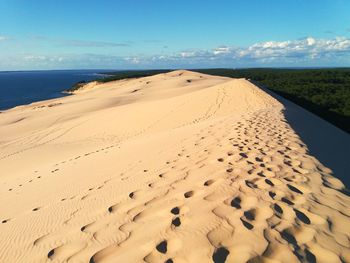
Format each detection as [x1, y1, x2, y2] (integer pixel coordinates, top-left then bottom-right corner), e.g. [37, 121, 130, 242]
[0, 0, 349, 70]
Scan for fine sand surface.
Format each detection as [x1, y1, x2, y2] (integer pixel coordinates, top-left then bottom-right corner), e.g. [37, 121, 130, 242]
[0, 70, 349, 263]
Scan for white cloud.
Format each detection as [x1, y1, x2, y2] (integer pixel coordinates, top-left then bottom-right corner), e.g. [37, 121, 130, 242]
[24, 55, 47, 61]
[1, 36, 349, 70]
[180, 51, 196, 58]
[155, 36, 350, 65]
[213, 46, 231, 55]
[306, 37, 316, 46]
[235, 37, 350, 60]
[124, 56, 141, 64]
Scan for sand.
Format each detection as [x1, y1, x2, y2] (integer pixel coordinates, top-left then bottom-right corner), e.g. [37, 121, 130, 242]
[0, 70, 349, 263]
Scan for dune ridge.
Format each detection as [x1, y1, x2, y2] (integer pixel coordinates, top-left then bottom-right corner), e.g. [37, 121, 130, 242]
[0, 70, 349, 263]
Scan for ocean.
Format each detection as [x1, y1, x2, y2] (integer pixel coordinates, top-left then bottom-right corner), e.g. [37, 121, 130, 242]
[0, 70, 108, 110]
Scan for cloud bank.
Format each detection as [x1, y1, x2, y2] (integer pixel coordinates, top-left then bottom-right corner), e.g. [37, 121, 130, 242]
[145, 37, 350, 66]
[1, 36, 349, 70]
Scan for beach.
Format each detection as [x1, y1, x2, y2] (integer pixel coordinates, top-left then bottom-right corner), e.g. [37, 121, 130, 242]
[0, 70, 349, 263]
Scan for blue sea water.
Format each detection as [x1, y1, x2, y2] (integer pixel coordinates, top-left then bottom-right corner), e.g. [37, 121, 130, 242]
[0, 70, 108, 110]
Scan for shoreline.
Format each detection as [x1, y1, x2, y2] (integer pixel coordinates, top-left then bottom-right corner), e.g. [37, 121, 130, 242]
[0, 70, 109, 112]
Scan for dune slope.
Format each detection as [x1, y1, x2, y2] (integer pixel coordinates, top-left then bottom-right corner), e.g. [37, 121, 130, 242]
[0, 70, 349, 263]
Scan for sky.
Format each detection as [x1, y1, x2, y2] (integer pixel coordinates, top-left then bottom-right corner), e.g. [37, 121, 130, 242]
[0, 0, 349, 70]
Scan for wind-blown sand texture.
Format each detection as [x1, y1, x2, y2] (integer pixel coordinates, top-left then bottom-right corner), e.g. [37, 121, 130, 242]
[0, 70, 349, 263]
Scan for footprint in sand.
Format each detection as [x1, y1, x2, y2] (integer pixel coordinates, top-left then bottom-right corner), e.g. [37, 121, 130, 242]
[287, 184, 303, 194]
[184, 191, 194, 198]
[243, 209, 256, 221]
[240, 218, 254, 230]
[204, 179, 215, 186]
[170, 207, 180, 215]
[281, 197, 294, 206]
[212, 247, 230, 263]
[2, 219, 10, 224]
[294, 209, 311, 224]
[269, 191, 276, 199]
[47, 249, 54, 258]
[245, 180, 257, 189]
[156, 240, 168, 254]
[274, 202, 283, 213]
[230, 196, 241, 209]
[265, 179, 274, 186]
[171, 217, 181, 227]
[239, 153, 248, 158]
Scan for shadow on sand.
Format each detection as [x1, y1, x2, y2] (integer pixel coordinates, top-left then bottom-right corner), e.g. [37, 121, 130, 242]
[252, 81, 350, 188]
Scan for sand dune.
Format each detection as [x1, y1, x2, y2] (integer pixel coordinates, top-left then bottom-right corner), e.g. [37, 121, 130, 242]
[0, 70, 349, 263]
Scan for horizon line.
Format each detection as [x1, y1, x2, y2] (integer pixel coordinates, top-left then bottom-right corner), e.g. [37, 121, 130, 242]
[1, 66, 350, 73]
